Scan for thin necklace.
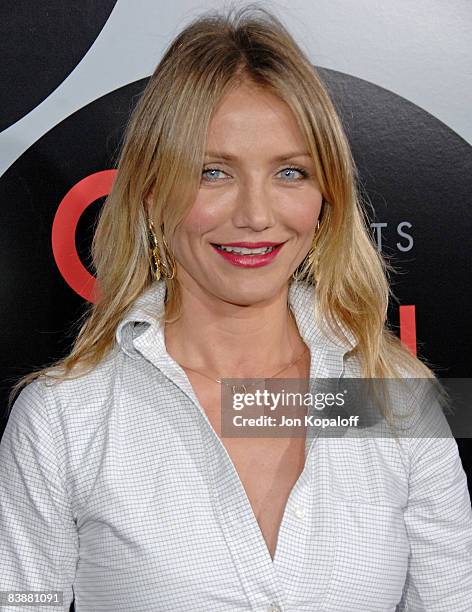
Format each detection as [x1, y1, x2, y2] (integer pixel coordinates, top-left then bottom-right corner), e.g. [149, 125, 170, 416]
[180, 344, 309, 394]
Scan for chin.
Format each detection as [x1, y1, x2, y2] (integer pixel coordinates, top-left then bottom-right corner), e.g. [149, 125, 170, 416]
[213, 278, 289, 306]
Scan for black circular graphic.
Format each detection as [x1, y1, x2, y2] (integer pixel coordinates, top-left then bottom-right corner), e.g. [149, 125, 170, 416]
[0, 0, 117, 130]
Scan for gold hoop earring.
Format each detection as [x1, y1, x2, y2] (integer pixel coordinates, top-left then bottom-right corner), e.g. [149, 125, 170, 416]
[291, 219, 321, 281]
[148, 218, 176, 281]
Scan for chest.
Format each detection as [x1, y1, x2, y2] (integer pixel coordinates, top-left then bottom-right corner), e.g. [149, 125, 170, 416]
[184, 369, 310, 560]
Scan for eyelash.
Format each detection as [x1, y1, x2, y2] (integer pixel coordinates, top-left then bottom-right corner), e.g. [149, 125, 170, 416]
[201, 166, 309, 182]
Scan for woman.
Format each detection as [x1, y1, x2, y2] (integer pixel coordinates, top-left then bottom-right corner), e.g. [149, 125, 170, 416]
[1, 5, 471, 611]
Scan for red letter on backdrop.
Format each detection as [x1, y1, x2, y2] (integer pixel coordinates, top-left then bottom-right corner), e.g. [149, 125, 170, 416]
[52, 170, 116, 303]
[399, 304, 417, 356]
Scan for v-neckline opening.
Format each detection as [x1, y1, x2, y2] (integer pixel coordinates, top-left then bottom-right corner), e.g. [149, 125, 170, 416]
[209, 420, 314, 567]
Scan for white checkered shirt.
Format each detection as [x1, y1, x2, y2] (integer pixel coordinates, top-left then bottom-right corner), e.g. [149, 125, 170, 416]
[1, 280, 472, 611]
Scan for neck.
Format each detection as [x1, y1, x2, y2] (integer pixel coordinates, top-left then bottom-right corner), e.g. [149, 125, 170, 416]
[164, 278, 305, 380]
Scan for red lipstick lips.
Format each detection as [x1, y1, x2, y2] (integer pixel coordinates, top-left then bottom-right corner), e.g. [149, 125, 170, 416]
[211, 241, 286, 268]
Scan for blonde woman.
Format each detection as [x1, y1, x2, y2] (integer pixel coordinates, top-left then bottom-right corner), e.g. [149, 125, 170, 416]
[1, 5, 471, 612]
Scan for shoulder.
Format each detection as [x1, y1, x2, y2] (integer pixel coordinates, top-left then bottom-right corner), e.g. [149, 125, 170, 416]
[5, 349, 133, 513]
[341, 353, 453, 457]
[8, 348, 129, 437]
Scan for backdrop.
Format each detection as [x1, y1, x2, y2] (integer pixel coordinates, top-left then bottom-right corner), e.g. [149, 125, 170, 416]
[1, 0, 471, 527]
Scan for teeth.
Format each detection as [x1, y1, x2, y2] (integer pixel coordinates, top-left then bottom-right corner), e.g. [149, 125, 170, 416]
[216, 245, 276, 254]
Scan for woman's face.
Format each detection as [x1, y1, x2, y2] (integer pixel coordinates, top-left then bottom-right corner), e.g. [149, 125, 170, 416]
[172, 81, 323, 305]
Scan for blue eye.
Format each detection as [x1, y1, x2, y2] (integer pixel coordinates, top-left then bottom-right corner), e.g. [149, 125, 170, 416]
[279, 166, 309, 181]
[202, 168, 226, 181]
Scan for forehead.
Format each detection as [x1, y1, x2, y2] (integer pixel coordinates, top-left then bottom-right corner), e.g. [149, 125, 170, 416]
[206, 83, 306, 153]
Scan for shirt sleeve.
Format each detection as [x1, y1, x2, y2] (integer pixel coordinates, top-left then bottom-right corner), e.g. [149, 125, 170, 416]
[0, 380, 78, 611]
[396, 429, 472, 611]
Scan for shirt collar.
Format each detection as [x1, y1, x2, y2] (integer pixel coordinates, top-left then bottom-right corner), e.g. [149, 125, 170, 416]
[115, 281, 167, 358]
[115, 279, 357, 364]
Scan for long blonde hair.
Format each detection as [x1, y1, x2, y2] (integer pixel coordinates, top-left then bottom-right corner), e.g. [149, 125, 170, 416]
[8, 2, 444, 415]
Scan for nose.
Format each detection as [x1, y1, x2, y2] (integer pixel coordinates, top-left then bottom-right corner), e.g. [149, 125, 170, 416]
[232, 179, 276, 232]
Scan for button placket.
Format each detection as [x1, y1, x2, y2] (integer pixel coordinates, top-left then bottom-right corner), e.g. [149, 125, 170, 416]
[203, 430, 288, 611]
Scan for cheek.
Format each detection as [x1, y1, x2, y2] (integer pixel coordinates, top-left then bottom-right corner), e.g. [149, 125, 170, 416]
[179, 197, 225, 236]
[283, 195, 322, 233]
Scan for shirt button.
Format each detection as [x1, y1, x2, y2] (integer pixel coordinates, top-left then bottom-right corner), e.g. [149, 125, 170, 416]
[267, 605, 281, 612]
[293, 506, 305, 519]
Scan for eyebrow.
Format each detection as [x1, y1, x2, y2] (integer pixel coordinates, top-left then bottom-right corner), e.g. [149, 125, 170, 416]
[204, 150, 312, 162]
